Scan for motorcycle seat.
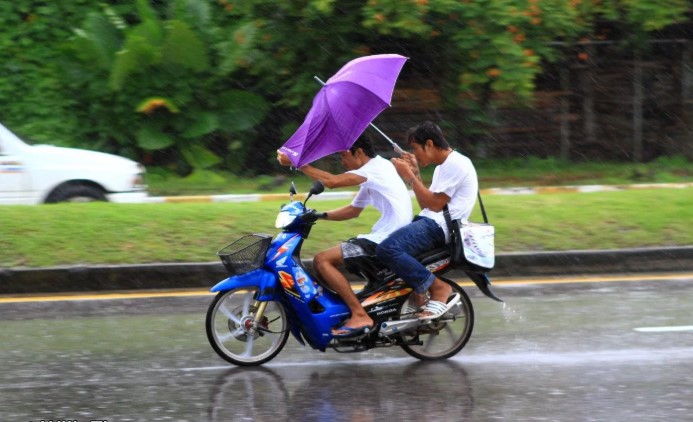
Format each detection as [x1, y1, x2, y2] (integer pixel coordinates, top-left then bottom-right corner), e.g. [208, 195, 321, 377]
[416, 245, 452, 267]
[355, 245, 452, 293]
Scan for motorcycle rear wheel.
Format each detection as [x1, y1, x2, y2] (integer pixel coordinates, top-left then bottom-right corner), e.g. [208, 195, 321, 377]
[399, 277, 474, 360]
[206, 287, 289, 366]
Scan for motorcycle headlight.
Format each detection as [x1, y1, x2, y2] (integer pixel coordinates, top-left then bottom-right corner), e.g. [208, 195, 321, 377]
[275, 210, 297, 228]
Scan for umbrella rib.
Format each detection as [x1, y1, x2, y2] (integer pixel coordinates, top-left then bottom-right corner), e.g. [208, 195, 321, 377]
[321, 91, 350, 146]
[323, 81, 389, 136]
[326, 79, 395, 106]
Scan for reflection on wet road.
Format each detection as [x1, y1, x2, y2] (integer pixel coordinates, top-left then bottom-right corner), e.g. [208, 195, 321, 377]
[1, 274, 692, 421]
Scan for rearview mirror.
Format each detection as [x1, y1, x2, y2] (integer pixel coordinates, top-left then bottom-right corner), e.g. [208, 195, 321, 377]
[289, 181, 297, 201]
[309, 181, 325, 196]
[304, 180, 324, 205]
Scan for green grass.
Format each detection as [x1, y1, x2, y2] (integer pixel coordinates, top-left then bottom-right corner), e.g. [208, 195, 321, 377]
[146, 156, 693, 196]
[1, 188, 691, 268]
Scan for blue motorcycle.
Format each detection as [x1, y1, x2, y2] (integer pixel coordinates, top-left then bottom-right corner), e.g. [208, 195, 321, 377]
[205, 181, 500, 366]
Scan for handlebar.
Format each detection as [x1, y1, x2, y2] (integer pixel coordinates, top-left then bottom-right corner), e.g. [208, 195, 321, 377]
[300, 209, 327, 223]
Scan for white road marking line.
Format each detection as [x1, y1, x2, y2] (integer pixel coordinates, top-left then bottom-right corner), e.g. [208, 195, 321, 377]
[634, 325, 693, 333]
[173, 347, 693, 371]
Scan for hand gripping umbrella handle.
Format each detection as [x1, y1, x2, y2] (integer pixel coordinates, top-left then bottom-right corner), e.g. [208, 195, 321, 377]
[313, 76, 404, 154]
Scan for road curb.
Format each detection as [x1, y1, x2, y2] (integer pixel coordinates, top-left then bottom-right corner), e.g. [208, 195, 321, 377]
[1, 246, 691, 295]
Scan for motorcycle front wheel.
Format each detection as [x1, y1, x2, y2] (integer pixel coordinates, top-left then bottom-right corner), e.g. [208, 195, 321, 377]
[206, 287, 289, 366]
[399, 277, 475, 361]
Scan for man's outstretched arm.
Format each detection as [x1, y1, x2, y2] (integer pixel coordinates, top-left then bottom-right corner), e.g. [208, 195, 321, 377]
[276, 152, 365, 189]
[298, 164, 366, 189]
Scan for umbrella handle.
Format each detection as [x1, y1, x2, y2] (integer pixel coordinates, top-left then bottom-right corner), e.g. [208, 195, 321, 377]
[313, 76, 405, 155]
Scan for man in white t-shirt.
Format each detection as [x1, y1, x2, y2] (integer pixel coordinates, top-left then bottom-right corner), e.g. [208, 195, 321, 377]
[277, 133, 412, 337]
[376, 121, 478, 320]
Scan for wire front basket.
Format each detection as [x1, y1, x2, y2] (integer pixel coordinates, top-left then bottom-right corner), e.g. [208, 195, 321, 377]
[217, 234, 272, 276]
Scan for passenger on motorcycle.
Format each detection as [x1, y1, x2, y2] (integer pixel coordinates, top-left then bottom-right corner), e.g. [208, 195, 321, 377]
[376, 121, 479, 320]
[277, 133, 413, 337]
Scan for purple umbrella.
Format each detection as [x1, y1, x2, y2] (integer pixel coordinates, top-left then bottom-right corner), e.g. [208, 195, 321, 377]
[279, 54, 407, 168]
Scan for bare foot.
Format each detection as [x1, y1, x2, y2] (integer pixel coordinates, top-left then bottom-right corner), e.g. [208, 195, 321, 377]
[429, 278, 452, 304]
[408, 292, 428, 308]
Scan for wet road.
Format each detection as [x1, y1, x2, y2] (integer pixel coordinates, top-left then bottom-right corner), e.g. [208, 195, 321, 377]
[1, 274, 692, 422]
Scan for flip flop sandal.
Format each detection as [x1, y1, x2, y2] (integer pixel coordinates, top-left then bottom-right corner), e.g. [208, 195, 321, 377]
[403, 293, 429, 315]
[417, 293, 461, 321]
[331, 323, 373, 338]
[402, 304, 420, 315]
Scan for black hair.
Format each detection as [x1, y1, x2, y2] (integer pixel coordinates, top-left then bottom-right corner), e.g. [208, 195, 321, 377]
[349, 132, 376, 158]
[406, 121, 449, 149]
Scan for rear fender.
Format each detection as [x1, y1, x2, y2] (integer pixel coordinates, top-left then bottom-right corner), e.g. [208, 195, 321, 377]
[465, 271, 503, 302]
[210, 269, 282, 301]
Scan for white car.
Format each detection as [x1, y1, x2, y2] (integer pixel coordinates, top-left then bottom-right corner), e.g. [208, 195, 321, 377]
[0, 122, 147, 204]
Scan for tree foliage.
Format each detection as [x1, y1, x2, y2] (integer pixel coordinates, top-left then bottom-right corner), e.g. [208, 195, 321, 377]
[63, 0, 270, 174]
[0, 0, 689, 173]
[0, 1, 92, 144]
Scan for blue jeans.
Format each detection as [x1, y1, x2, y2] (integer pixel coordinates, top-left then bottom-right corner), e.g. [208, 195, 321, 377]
[375, 216, 445, 294]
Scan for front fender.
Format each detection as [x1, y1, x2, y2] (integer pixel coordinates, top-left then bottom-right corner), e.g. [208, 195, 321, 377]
[210, 269, 282, 301]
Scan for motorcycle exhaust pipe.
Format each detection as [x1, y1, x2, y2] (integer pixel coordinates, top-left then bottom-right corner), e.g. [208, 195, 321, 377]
[379, 318, 421, 336]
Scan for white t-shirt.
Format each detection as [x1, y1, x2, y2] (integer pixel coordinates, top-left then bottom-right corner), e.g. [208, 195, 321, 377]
[348, 155, 413, 244]
[419, 150, 478, 242]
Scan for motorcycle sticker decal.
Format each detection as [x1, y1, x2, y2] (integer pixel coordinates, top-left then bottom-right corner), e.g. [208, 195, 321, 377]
[375, 307, 398, 316]
[294, 266, 316, 295]
[271, 246, 290, 261]
[361, 286, 412, 307]
[278, 271, 300, 298]
[275, 256, 288, 268]
[425, 258, 450, 273]
[270, 234, 299, 261]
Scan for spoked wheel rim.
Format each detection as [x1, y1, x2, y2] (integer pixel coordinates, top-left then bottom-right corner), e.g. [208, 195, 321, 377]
[399, 279, 474, 361]
[206, 287, 289, 366]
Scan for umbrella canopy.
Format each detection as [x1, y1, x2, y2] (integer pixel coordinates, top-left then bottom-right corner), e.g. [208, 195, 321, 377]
[279, 54, 407, 167]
